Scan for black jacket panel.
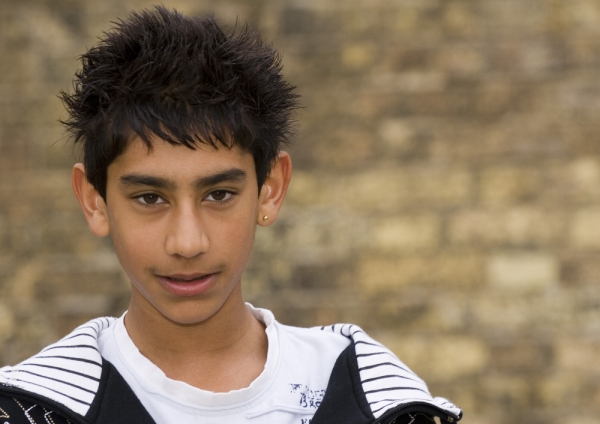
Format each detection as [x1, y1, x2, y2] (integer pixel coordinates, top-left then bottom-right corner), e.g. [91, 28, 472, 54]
[85, 361, 156, 424]
[0, 387, 78, 424]
[311, 344, 441, 424]
[311, 343, 372, 424]
[0, 360, 155, 424]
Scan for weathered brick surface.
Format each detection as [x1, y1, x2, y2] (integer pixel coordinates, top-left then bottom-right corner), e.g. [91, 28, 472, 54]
[2, 0, 600, 421]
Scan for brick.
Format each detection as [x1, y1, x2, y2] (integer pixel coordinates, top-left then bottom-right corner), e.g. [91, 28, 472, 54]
[287, 168, 473, 212]
[261, 208, 370, 265]
[544, 159, 600, 205]
[443, 1, 481, 37]
[377, 119, 416, 153]
[479, 374, 531, 410]
[449, 207, 566, 247]
[311, 125, 377, 168]
[490, 342, 551, 372]
[0, 302, 14, 344]
[480, 167, 542, 206]
[470, 294, 532, 331]
[357, 252, 483, 292]
[375, 334, 490, 381]
[475, 79, 518, 116]
[566, 0, 600, 34]
[569, 208, 600, 249]
[53, 294, 111, 317]
[370, 215, 440, 252]
[487, 253, 559, 290]
[555, 338, 600, 373]
[537, 372, 586, 408]
[341, 42, 375, 70]
[370, 71, 447, 94]
[436, 44, 486, 77]
[561, 254, 600, 286]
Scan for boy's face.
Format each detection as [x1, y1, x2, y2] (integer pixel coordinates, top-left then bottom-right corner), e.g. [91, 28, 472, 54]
[73, 135, 290, 325]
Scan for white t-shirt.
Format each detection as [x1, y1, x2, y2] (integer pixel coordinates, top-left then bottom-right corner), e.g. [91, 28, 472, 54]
[97, 305, 350, 424]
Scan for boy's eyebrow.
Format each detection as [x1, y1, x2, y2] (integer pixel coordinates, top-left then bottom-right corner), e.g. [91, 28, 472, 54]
[120, 174, 175, 189]
[195, 168, 247, 188]
[119, 169, 247, 189]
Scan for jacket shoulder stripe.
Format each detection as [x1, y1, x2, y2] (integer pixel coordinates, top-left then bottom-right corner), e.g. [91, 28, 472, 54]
[362, 374, 424, 384]
[0, 317, 115, 416]
[62, 332, 96, 342]
[316, 323, 462, 420]
[9, 370, 96, 395]
[359, 361, 413, 373]
[33, 356, 102, 367]
[18, 363, 101, 382]
[8, 379, 92, 405]
[356, 351, 396, 358]
[354, 340, 384, 348]
[364, 386, 430, 395]
[42, 345, 99, 353]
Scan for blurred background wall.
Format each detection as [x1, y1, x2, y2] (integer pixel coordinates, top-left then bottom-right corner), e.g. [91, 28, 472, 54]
[1, 0, 600, 422]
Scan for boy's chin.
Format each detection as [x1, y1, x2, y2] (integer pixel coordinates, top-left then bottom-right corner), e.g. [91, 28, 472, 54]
[150, 296, 233, 327]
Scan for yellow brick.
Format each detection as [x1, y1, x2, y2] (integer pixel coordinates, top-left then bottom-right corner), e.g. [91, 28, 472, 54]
[438, 44, 486, 77]
[480, 374, 531, 409]
[285, 172, 324, 206]
[357, 253, 482, 292]
[569, 0, 600, 30]
[569, 207, 600, 249]
[0, 302, 15, 344]
[471, 294, 536, 330]
[555, 338, 600, 373]
[376, 334, 490, 381]
[487, 253, 558, 290]
[288, 168, 472, 212]
[537, 372, 583, 407]
[341, 43, 375, 69]
[392, 7, 420, 32]
[371, 71, 447, 93]
[377, 119, 415, 153]
[546, 159, 600, 204]
[443, 1, 479, 36]
[370, 215, 440, 252]
[449, 207, 566, 246]
[480, 167, 541, 206]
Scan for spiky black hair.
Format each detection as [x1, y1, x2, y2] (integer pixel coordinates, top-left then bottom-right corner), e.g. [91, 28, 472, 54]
[61, 6, 298, 199]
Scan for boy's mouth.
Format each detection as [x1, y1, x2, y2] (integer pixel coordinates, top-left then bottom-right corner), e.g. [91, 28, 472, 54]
[157, 273, 218, 296]
[165, 274, 211, 283]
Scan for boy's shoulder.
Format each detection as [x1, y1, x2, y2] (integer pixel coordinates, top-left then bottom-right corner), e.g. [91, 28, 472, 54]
[301, 324, 462, 423]
[0, 317, 155, 424]
[0, 318, 111, 416]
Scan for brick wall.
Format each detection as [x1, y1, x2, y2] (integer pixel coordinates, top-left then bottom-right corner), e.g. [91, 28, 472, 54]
[2, 1, 600, 422]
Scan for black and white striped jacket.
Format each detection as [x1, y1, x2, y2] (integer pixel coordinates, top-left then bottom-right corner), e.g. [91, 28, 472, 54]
[0, 318, 462, 424]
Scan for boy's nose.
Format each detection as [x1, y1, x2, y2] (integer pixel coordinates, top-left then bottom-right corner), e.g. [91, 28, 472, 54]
[164, 206, 209, 258]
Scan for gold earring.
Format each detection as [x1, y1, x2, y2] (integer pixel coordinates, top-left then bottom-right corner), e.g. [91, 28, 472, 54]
[262, 215, 269, 222]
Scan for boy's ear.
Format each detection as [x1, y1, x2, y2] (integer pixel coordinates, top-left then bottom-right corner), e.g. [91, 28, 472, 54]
[257, 151, 292, 227]
[72, 163, 110, 237]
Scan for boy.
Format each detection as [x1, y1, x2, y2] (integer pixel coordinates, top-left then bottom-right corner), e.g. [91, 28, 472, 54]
[0, 7, 462, 424]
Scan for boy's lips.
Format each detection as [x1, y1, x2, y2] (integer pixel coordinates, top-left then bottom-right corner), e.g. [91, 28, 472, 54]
[157, 272, 218, 297]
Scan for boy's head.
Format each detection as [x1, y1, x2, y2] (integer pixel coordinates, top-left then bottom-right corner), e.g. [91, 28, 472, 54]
[61, 6, 298, 200]
[66, 7, 296, 325]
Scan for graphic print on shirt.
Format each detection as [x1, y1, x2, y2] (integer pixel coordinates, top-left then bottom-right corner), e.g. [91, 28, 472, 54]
[289, 384, 325, 409]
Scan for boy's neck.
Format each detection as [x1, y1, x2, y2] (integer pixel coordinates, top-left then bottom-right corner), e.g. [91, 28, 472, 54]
[123, 286, 268, 392]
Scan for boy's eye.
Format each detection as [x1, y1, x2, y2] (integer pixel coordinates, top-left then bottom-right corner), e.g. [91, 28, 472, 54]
[137, 193, 165, 205]
[206, 190, 232, 202]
